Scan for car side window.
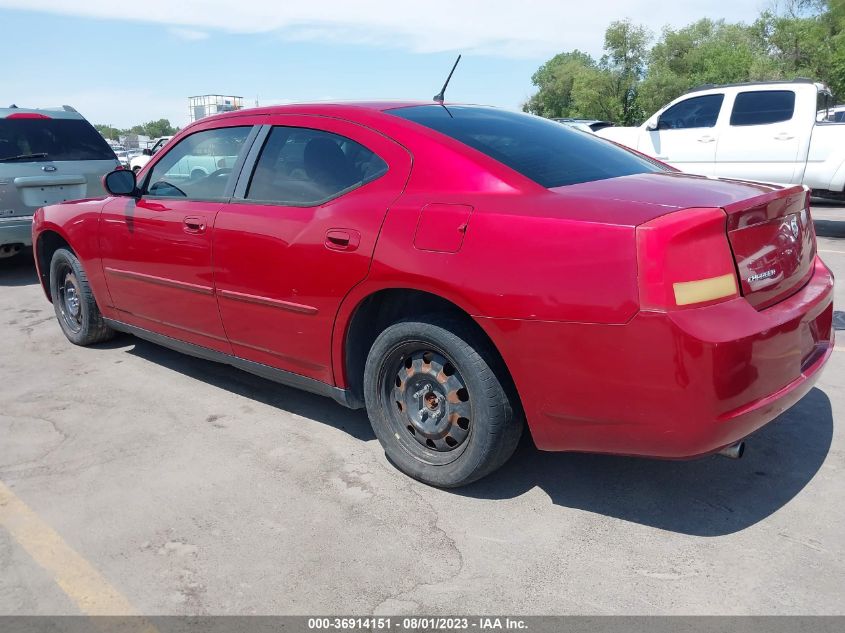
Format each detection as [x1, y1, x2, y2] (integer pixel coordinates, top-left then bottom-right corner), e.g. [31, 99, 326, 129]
[657, 94, 724, 130]
[245, 127, 388, 205]
[730, 91, 796, 126]
[145, 126, 251, 200]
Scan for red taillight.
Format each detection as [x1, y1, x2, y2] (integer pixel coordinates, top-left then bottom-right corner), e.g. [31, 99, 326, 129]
[5, 113, 51, 119]
[636, 207, 739, 311]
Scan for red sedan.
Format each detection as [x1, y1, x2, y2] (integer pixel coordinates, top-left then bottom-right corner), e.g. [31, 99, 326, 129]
[32, 103, 835, 487]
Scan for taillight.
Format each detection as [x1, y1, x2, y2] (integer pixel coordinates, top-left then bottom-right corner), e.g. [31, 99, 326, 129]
[5, 113, 51, 119]
[636, 207, 739, 311]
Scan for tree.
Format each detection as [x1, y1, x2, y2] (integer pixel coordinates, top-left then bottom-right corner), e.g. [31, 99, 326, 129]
[599, 20, 651, 124]
[94, 124, 122, 141]
[141, 119, 178, 138]
[523, 51, 597, 118]
[524, 0, 844, 125]
[523, 21, 650, 123]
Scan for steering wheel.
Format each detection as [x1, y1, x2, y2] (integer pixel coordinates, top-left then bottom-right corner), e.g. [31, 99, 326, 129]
[207, 168, 232, 180]
[148, 179, 186, 197]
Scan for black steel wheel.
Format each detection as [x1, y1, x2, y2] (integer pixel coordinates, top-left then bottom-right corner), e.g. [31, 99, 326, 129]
[364, 316, 522, 487]
[387, 346, 472, 465]
[49, 248, 114, 346]
[55, 262, 83, 335]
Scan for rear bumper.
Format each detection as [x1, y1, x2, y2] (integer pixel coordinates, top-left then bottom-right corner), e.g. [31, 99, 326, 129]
[480, 256, 835, 457]
[0, 215, 33, 247]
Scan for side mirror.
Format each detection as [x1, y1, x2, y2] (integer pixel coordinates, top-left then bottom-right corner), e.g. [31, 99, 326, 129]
[104, 169, 138, 197]
[142, 148, 152, 156]
[645, 117, 659, 131]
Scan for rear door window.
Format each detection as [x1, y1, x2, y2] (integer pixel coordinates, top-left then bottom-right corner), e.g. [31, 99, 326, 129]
[730, 91, 796, 126]
[245, 127, 388, 205]
[0, 118, 116, 161]
[658, 94, 724, 130]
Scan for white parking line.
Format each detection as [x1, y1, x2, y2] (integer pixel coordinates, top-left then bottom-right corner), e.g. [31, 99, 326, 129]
[818, 249, 845, 255]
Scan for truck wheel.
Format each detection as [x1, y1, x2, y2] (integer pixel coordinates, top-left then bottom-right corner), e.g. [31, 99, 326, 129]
[49, 248, 114, 346]
[364, 317, 522, 487]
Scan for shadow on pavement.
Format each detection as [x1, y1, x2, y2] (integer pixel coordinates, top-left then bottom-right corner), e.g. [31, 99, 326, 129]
[117, 335, 833, 537]
[0, 248, 38, 287]
[122, 337, 375, 442]
[459, 387, 833, 536]
[834, 310, 845, 331]
[815, 219, 845, 239]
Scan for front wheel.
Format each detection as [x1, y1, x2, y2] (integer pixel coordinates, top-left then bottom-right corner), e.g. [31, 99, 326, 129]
[364, 317, 522, 487]
[49, 248, 114, 346]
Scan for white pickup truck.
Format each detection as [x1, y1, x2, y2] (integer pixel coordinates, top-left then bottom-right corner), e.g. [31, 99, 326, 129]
[597, 80, 845, 198]
[129, 135, 173, 173]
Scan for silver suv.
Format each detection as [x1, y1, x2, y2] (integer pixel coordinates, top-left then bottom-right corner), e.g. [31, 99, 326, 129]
[0, 105, 118, 258]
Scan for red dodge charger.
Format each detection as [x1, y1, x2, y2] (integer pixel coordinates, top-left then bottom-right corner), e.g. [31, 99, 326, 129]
[32, 103, 835, 487]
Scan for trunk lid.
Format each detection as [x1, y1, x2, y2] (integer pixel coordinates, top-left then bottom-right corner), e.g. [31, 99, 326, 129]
[547, 172, 816, 310]
[723, 185, 815, 310]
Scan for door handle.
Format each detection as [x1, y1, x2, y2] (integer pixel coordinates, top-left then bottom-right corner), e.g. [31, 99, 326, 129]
[697, 135, 716, 143]
[183, 216, 206, 233]
[325, 229, 360, 252]
[774, 133, 795, 141]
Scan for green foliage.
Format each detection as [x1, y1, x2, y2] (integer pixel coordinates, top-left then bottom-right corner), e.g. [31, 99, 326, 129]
[525, 1, 844, 124]
[523, 50, 596, 117]
[93, 124, 121, 141]
[639, 19, 777, 115]
[94, 119, 179, 142]
[141, 119, 178, 138]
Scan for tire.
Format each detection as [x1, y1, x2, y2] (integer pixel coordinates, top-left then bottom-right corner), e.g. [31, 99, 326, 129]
[364, 316, 522, 487]
[49, 248, 114, 346]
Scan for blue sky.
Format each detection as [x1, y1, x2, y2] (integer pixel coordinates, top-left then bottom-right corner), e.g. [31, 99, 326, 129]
[0, 1, 766, 128]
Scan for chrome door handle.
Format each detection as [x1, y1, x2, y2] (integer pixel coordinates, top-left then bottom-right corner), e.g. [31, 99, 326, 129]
[774, 133, 795, 140]
[697, 135, 716, 143]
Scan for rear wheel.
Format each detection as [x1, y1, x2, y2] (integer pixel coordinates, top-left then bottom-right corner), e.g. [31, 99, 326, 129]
[364, 317, 522, 487]
[49, 248, 114, 346]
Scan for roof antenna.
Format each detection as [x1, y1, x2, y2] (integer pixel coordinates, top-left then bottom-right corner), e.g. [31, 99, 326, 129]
[433, 54, 461, 104]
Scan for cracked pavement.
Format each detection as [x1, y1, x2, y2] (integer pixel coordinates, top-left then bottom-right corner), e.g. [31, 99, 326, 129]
[0, 203, 843, 615]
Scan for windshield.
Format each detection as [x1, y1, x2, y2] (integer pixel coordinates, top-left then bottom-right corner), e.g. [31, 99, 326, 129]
[0, 118, 116, 161]
[388, 105, 666, 188]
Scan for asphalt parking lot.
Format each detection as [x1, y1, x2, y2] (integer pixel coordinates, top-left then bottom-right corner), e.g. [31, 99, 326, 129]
[1, 203, 843, 616]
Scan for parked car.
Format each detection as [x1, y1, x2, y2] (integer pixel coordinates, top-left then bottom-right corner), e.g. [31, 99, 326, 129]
[0, 105, 118, 258]
[129, 135, 173, 173]
[597, 79, 845, 199]
[32, 103, 834, 486]
[114, 150, 130, 169]
[822, 104, 845, 122]
[553, 118, 614, 132]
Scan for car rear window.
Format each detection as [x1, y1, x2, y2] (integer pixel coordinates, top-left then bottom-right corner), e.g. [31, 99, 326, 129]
[388, 105, 665, 188]
[0, 117, 116, 161]
[730, 91, 796, 126]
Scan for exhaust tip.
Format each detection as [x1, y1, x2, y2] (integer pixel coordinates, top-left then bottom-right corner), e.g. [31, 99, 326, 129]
[718, 440, 745, 459]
